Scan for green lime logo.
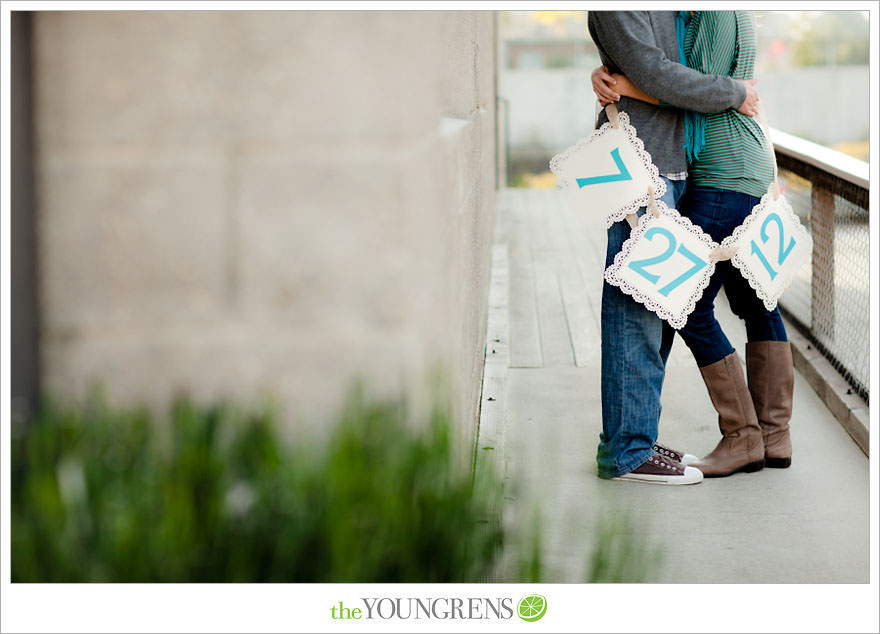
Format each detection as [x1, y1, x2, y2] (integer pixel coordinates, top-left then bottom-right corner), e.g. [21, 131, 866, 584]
[517, 594, 547, 622]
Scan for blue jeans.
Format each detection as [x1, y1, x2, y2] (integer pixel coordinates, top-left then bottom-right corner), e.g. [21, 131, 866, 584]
[597, 177, 687, 478]
[677, 186, 788, 367]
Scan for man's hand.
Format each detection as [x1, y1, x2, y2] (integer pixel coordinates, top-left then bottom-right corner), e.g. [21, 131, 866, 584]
[737, 78, 759, 117]
[591, 65, 621, 106]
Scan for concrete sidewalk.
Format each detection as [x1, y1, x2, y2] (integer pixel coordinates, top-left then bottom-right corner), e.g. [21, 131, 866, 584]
[480, 188, 869, 583]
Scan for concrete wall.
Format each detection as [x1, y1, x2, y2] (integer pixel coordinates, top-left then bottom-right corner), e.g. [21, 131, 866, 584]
[500, 65, 869, 158]
[11, 12, 39, 424]
[32, 11, 497, 441]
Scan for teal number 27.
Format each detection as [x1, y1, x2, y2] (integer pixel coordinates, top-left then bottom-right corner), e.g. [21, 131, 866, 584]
[628, 227, 708, 297]
[750, 212, 796, 280]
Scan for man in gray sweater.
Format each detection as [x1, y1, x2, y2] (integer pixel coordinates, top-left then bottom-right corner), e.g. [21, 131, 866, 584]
[588, 11, 759, 485]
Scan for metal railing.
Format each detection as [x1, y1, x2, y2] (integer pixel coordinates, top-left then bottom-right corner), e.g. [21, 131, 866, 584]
[771, 129, 870, 404]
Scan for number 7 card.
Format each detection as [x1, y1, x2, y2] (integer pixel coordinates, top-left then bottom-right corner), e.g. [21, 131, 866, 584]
[604, 202, 718, 329]
[550, 109, 667, 227]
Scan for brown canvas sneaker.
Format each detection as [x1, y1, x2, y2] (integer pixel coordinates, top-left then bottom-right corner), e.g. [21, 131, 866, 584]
[612, 452, 704, 485]
[653, 442, 698, 466]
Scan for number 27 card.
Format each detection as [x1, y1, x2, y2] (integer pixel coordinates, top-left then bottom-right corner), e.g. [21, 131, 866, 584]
[604, 203, 718, 330]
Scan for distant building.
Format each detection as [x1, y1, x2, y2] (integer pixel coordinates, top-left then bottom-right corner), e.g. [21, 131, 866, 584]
[505, 38, 599, 70]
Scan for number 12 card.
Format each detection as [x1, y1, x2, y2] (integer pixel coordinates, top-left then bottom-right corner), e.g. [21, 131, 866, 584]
[722, 189, 813, 311]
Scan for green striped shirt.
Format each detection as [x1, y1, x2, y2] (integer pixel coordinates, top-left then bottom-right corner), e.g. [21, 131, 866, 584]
[684, 11, 775, 198]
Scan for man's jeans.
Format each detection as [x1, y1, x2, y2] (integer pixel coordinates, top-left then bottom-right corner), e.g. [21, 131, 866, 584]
[677, 186, 788, 368]
[597, 177, 687, 478]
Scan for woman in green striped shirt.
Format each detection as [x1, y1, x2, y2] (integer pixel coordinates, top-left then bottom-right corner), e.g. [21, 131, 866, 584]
[592, 11, 794, 479]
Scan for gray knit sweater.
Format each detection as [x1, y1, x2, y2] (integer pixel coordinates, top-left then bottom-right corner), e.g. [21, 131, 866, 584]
[588, 11, 747, 175]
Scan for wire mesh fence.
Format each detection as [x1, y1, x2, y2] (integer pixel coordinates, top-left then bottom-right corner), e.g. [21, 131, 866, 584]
[776, 156, 870, 404]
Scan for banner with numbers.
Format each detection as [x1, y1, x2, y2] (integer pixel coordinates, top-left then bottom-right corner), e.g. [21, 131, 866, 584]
[550, 109, 667, 227]
[604, 203, 718, 329]
[721, 189, 813, 311]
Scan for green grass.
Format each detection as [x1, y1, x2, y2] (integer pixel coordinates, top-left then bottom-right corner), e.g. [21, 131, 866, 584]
[587, 513, 663, 583]
[12, 388, 660, 583]
[11, 390, 503, 583]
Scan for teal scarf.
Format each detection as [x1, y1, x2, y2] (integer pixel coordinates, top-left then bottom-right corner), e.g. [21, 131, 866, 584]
[677, 10, 706, 163]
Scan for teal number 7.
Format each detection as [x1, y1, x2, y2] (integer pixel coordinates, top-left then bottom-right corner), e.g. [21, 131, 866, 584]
[627, 226, 708, 296]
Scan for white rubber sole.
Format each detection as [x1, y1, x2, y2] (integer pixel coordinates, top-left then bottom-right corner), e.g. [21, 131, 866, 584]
[611, 465, 704, 485]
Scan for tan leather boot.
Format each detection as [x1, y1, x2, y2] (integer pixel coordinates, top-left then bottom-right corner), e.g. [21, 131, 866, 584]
[691, 353, 765, 477]
[746, 341, 794, 468]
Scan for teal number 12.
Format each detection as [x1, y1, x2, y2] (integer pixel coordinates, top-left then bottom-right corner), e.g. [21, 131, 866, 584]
[750, 212, 796, 280]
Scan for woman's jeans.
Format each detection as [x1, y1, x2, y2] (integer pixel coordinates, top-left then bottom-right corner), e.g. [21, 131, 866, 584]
[677, 186, 788, 368]
[597, 177, 686, 479]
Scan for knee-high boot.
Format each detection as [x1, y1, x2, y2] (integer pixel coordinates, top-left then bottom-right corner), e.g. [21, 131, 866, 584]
[746, 341, 794, 468]
[691, 352, 765, 477]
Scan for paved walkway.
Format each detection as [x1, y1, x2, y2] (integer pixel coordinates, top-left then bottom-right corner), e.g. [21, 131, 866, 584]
[480, 188, 869, 583]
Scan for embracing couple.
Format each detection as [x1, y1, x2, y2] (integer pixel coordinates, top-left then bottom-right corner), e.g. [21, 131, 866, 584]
[589, 10, 794, 485]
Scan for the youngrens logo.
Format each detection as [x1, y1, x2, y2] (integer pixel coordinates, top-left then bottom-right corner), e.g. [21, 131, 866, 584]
[517, 594, 547, 622]
[330, 595, 547, 622]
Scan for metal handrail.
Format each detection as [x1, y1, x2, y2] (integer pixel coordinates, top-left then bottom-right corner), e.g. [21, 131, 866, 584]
[769, 130, 869, 403]
[771, 127, 869, 190]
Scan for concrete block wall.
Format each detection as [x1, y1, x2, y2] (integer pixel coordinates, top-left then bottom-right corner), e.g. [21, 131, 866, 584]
[32, 11, 497, 442]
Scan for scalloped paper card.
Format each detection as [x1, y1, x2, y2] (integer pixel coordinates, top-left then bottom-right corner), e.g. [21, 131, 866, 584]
[604, 203, 718, 329]
[550, 110, 667, 227]
[721, 189, 813, 311]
